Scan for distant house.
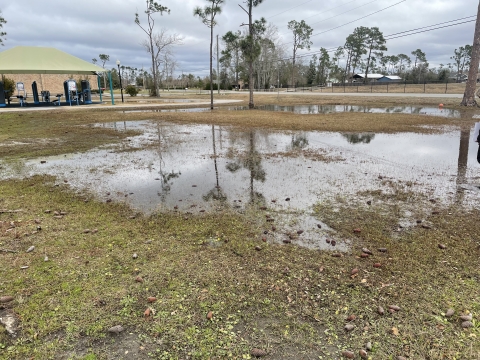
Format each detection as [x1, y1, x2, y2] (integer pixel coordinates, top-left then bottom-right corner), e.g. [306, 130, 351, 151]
[448, 73, 468, 82]
[351, 73, 384, 82]
[377, 75, 403, 83]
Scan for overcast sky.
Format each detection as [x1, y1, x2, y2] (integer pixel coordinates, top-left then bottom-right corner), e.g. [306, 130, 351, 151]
[1, 0, 477, 77]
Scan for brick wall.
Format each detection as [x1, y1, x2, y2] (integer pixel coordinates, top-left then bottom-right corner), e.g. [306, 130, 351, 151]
[2, 74, 102, 95]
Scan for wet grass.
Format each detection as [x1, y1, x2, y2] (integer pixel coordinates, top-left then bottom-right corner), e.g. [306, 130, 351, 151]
[1, 98, 475, 161]
[0, 111, 140, 159]
[1, 96, 479, 359]
[1, 176, 479, 359]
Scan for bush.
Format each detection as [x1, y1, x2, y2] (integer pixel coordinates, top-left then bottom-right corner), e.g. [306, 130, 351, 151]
[3, 77, 15, 98]
[204, 83, 218, 91]
[125, 85, 139, 97]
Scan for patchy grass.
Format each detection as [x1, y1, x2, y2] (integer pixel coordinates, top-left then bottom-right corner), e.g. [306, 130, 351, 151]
[1, 96, 479, 359]
[1, 92, 477, 160]
[1, 174, 479, 359]
[0, 112, 140, 159]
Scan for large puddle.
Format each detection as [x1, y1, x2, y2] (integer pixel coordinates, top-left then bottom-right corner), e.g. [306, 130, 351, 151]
[255, 104, 463, 118]
[121, 105, 464, 118]
[2, 120, 480, 250]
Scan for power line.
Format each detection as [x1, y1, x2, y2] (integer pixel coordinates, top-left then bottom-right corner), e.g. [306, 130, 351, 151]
[281, 0, 406, 45]
[384, 15, 476, 39]
[385, 19, 476, 40]
[308, 0, 407, 39]
[303, 0, 360, 21]
[267, 0, 316, 20]
[281, 17, 475, 62]
[309, 0, 380, 27]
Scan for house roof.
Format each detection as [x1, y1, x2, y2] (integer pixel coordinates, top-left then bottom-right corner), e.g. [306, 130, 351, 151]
[379, 75, 402, 80]
[352, 73, 384, 79]
[0, 46, 105, 75]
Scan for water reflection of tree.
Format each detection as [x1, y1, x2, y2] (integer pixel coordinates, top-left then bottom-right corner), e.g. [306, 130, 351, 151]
[203, 125, 227, 203]
[290, 133, 309, 149]
[342, 133, 376, 144]
[156, 123, 181, 201]
[455, 129, 469, 203]
[226, 130, 266, 205]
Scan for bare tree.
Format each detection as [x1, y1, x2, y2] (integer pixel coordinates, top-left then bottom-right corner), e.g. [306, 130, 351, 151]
[141, 29, 183, 92]
[135, 0, 170, 97]
[461, 0, 480, 106]
[194, 0, 224, 110]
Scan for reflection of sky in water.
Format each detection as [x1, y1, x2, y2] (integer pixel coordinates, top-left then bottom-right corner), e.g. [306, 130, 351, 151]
[2, 121, 479, 217]
[255, 105, 463, 118]
[119, 105, 464, 118]
[3, 120, 480, 249]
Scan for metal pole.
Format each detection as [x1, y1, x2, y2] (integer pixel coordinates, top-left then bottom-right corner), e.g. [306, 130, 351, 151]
[108, 71, 115, 105]
[97, 75, 103, 103]
[217, 34, 220, 95]
[117, 64, 124, 103]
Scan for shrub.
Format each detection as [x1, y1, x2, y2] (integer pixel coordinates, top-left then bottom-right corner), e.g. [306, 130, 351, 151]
[125, 85, 139, 97]
[3, 77, 15, 98]
[204, 83, 218, 91]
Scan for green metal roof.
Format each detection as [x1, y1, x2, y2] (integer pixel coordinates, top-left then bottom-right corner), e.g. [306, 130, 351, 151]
[0, 46, 105, 74]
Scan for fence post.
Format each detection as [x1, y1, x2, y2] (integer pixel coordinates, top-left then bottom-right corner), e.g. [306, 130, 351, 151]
[424, 81, 426, 93]
[387, 83, 389, 93]
[371, 82, 373, 93]
[404, 80, 406, 93]
[445, 79, 448, 94]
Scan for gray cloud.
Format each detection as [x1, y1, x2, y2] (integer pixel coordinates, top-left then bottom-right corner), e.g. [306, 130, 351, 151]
[1, 0, 476, 76]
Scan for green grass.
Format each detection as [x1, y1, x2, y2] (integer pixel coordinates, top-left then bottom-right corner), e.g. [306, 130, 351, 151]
[1, 98, 479, 359]
[0, 176, 479, 359]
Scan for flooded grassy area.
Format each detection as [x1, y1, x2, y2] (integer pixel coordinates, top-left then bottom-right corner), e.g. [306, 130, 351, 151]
[1, 96, 480, 359]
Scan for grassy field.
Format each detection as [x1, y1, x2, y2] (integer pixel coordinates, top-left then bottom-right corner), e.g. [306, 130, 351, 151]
[1, 95, 479, 359]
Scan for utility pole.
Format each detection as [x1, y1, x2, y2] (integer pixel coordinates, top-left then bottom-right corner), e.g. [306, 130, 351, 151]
[277, 61, 280, 100]
[461, 0, 480, 106]
[217, 34, 220, 95]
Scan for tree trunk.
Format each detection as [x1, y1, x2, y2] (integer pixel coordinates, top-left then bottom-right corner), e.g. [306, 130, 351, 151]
[150, 37, 159, 97]
[210, 19, 214, 110]
[248, 2, 254, 109]
[461, 0, 480, 106]
[364, 43, 373, 84]
[292, 48, 296, 90]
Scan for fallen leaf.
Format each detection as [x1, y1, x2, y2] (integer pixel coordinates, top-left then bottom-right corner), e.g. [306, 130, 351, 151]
[391, 327, 400, 336]
[251, 348, 267, 357]
[108, 325, 124, 334]
[341, 350, 355, 359]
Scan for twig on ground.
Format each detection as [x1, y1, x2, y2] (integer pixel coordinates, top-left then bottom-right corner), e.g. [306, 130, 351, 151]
[0, 249, 18, 253]
[0, 209, 23, 213]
